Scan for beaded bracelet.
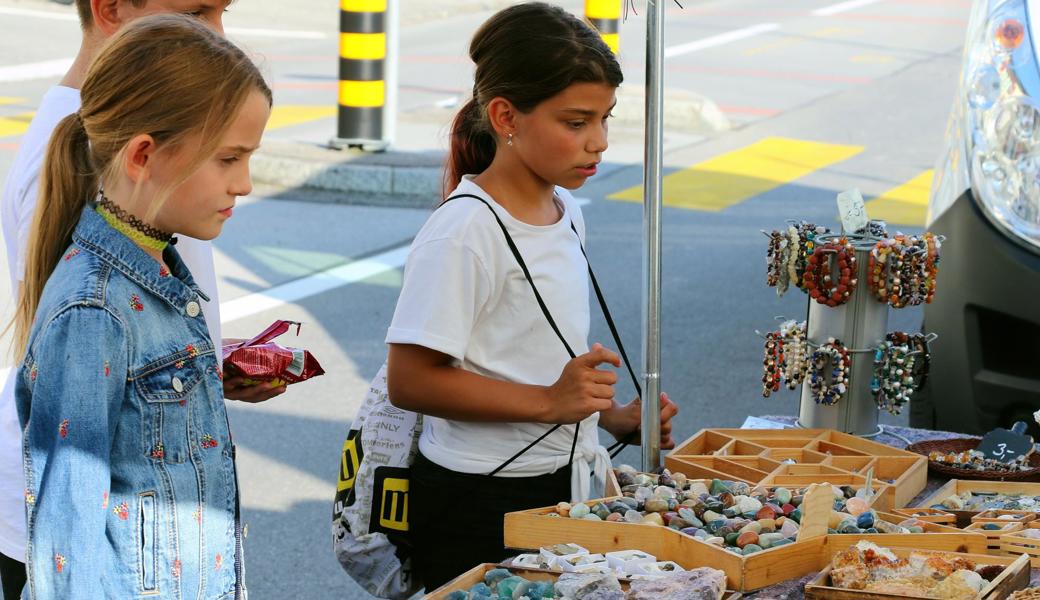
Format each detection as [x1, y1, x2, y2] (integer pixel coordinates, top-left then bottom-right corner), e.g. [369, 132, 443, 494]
[809, 338, 851, 405]
[766, 230, 789, 294]
[871, 332, 917, 415]
[803, 238, 858, 307]
[909, 332, 931, 389]
[761, 331, 785, 397]
[868, 233, 942, 307]
[856, 220, 888, 239]
[780, 320, 808, 390]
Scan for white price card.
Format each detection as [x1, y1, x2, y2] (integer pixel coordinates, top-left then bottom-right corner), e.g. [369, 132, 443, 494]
[837, 189, 869, 234]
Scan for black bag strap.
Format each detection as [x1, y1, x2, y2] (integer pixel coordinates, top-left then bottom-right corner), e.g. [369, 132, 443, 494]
[443, 193, 641, 474]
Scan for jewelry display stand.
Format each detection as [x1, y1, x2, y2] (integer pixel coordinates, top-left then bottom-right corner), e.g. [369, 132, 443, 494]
[797, 234, 887, 436]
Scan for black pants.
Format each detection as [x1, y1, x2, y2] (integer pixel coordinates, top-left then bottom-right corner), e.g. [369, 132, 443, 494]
[410, 452, 571, 591]
[0, 551, 24, 600]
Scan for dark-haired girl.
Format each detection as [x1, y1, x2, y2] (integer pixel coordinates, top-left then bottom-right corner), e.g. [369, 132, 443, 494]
[384, 2, 678, 588]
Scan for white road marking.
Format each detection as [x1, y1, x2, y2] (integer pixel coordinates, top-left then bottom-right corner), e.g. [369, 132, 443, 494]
[219, 244, 410, 323]
[0, 8, 325, 39]
[664, 23, 780, 58]
[0, 58, 74, 84]
[434, 97, 459, 108]
[225, 27, 327, 40]
[812, 0, 884, 17]
[0, 7, 77, 21]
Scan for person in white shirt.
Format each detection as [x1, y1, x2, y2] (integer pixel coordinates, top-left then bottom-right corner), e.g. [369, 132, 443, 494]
[0, 2, 284, 597]
[385, 3, 678, 591]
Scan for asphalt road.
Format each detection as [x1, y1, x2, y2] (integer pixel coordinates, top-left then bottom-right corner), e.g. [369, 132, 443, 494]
[0, 0, 968, 596]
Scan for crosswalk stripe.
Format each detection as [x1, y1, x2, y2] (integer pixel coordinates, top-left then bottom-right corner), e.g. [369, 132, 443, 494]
[864, 169, 933, 226]
[0, 104, 337, 140]
[608, 136, 863, 211]
[266, 105, 337, 131]
[0, 112, 34, 138]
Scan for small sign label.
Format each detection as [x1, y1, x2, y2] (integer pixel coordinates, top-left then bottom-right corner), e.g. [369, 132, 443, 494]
[837, 189, 869, 234]
[978, 422, 1034, 463]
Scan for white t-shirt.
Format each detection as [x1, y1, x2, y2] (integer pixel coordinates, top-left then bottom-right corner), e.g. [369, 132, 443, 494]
[386, 177, 609, 502]
[0, 87, 222, 561]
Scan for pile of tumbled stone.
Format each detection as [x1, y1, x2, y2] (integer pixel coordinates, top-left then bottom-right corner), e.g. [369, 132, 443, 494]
[547, 467, 930, 555]
[444, 567, 728, 600]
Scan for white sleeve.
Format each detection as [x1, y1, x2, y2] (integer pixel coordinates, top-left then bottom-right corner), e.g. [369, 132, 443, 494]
[386, 237, 492, 362]
[14, 172, 41, 282]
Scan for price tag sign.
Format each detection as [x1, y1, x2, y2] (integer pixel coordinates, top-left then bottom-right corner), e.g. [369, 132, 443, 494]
[837, 189, 869, 234]
[978, 422, 1034, 463]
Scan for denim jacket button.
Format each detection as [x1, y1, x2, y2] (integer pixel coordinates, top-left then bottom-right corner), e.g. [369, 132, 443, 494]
[185, 301, 201, 318]
[172, 376, 184, 393]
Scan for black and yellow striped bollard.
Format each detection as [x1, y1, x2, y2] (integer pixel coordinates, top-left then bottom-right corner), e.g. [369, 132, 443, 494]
[586, 0, 620, 54]
[334, 0, 388, 149]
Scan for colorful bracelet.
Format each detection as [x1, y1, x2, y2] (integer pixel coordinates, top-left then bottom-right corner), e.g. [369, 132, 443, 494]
[762, 331, 785, 397]
[803, 237, 858, 307]
[809, 338, 851, 405]
[781, 320, 808, 390]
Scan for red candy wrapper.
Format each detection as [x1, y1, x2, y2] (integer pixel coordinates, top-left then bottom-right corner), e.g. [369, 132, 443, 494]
[222, 320, 325, 386]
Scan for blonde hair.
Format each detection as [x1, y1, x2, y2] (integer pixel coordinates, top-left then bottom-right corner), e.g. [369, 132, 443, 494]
[14, 13, 272, 357]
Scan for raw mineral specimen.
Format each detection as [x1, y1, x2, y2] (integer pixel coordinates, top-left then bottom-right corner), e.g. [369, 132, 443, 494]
[555, 573, 624, 600]
[625, 567, 727, 600]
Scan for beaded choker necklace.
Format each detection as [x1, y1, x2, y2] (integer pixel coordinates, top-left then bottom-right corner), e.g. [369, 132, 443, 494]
[95, 193, 173, 251]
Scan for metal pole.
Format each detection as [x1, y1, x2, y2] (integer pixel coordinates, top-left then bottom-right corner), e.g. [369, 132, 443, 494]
[641, 0, 665, 473]
[384, 0, 398, 145]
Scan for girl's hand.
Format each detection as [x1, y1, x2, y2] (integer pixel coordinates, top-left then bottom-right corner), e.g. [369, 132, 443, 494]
[223, 376, 287, 403]
[545, 343, 619, 423]
[600, 392, 678, 449]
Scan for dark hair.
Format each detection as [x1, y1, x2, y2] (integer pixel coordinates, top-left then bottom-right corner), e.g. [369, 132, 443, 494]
[444, 2, 623, 195]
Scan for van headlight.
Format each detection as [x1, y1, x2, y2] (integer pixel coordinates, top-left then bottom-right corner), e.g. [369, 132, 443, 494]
[957, 0, 1040, 251]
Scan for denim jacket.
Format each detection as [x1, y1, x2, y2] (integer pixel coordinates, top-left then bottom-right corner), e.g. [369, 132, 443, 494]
[16, 206, 243, 600]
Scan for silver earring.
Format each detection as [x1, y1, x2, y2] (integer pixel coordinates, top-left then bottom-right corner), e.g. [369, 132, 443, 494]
[507, 133, 513, 147]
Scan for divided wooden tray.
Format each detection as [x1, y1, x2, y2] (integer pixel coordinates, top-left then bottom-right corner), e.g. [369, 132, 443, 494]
[915, 480, 1040, 527]
[421, 563, 745, 599]
[804, 551, 1030, 600]
[665, 429, 927, 511]
[503, 490, 987, 591]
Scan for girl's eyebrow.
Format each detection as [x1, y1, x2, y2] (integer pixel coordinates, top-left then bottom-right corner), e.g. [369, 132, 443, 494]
[219, 144, 260, 153]
[558, 101, 619, 116]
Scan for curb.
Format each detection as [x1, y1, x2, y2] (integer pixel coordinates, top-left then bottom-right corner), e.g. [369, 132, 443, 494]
[250, 141, 444, 208]
[250, 88, 729, 206]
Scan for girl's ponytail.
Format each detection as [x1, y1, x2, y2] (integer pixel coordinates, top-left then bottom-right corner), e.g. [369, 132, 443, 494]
[14, 113, 95, 357]
[443, 97, 497, 198]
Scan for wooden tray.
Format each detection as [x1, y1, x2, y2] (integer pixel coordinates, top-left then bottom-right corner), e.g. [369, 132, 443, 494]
[666, 429, 927, 511]
[973, 511, 1037, 525]
[998, 523, 1040, 568]
[965, 521, 1026, 554]
[915, 480, 1040, 527]
[804, 551, 1030, 600]
[503, 486, 987, 591]
[890, 507, 958, 526]
[421, 562, 744, 599]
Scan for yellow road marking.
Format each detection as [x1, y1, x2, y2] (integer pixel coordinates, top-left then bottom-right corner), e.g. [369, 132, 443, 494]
[0, 97, 26, 106]
[864, 170, 933, 226]
[743, 27, 848, 57]
[266, 105, 337, 131]
[609, 137, 864, 211]
[0, 112, 34, 138]
[851, 53, 896, 64]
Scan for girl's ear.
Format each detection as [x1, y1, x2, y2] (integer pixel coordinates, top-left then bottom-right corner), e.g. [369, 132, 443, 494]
[123, 134, 156, 184]
[486, 97, 519, 139]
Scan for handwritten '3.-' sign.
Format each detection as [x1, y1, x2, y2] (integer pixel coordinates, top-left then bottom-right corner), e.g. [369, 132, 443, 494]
[978, 421, 1035, 463]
